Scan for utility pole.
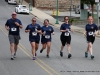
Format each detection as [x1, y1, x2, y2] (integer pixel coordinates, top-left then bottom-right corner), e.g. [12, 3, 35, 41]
[55, 0, 59, 24]
[70, 0, 72, 18]
[29, 0, 33, 11]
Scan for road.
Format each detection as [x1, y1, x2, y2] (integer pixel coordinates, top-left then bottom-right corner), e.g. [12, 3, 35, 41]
[0, 0, 100, 75]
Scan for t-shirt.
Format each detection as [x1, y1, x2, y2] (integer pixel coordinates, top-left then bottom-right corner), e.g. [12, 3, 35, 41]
[5, 18, 22, 35]
[85, 23, 98, 36]
[25, 23, 41, 39]
[60, 23, 71, 36]
[41, 25, 54, 40]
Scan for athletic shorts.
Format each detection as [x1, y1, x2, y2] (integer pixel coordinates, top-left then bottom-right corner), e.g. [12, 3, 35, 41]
[60, 35, 71, 46]
[86, 36, 95, 44]
[8, 35, 20, 45]
[41, 39, 51, 44]
[29, 38, 40, 44]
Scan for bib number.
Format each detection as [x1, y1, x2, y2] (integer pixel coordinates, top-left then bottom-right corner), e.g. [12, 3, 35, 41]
[32, 32, 37, 36]
[88, 32, 94, 36]
[45, 35, 50, 39]
[64, 32, 69, 36]
[11, 28, 17, 31]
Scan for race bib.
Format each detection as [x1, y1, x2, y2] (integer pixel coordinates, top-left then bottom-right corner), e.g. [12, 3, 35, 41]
[64, 32, 69, 36]
[11, 28, 17, 31]
[45, 35, 50, 39]
[88, 32, 94, 36]
[32, 32, 37, 36]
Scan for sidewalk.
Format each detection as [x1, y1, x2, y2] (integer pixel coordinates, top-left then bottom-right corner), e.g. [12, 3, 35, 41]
[17, 0, 100, 37]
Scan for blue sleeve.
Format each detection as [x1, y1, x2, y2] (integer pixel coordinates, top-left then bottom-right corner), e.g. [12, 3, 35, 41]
[95, 24, 98, 31]
[18, 20, 22, 25]
[51, 27, 54, 33]
[60, 24, 63, 30]
[41, 27, 44, 32]
[37, 25, 41, 30]
[5, 20, 9, 26]
[25, 25, 29, 30]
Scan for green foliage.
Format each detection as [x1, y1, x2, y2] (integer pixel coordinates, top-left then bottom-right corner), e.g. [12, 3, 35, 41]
[69, 18, 78, 25]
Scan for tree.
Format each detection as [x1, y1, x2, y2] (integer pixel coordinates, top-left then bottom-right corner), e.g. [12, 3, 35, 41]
[81, 0, 96, 17]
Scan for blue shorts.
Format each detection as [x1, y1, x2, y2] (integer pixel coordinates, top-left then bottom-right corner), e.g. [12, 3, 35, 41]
[29, 38, 40, 44]
[41, 39, 51, 44]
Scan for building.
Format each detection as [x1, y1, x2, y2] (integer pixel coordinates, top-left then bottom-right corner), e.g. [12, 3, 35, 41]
[25, 0, 80, 11]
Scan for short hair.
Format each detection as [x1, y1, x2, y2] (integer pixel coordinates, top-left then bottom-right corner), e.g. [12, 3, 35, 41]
[64, 16, 69, 20]
[44, 19, 49, 22]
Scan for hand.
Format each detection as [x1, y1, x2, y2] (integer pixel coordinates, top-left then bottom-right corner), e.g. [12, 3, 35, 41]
[66, 28, 68, 32]
[94, 32, 97, 36]
[71, 30, 74, 33]
[15, 22, 20, 26]
[52, 32, 54, 35]
[6, 27, 9, 30]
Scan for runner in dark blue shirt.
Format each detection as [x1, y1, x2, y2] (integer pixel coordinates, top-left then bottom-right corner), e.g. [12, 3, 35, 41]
[84, 16, 98, 59]
[40, 19, 54, 58]
[5, 12, 23, 60]
[60, 16, 74, 58]
[25, 18, 41, 60]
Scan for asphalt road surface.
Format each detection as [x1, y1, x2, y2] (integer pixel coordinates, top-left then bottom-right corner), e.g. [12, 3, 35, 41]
[0, 0, 100, 75]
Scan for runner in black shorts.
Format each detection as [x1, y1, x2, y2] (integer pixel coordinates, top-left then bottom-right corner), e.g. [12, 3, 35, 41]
[40, 19, 54, 58]
[84, 16, 98, 59]
[60, 16, 73, 58]
[25, 18, 41, 60]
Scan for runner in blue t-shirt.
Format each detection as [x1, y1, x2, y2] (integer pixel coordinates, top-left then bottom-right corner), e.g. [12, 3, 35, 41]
[84, 16, 98, 59]
[5, 12, 23, 60]
[40, 19, 54, 58]
[25, 18, 41, 60]
[60, 16, 74, 58]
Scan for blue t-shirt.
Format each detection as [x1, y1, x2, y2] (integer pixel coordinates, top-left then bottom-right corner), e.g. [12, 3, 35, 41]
[5, 18, 22, 35]
[41, 25, 54, 40]
[25, 23, 41, 39]
[85, 23, 98, 36]
[60, 23, 71, 36]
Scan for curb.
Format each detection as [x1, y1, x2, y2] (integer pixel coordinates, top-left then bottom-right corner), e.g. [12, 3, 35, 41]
[29, 12, 100, 38]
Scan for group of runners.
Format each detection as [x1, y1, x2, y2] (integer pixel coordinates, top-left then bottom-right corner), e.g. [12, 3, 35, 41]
[5, 12, 98, 60]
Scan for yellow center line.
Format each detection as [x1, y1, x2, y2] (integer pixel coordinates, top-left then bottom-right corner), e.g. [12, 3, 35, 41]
[19, 43, 60, 75]
[0, 25, 60, 75]
[0, 25, 53, 75]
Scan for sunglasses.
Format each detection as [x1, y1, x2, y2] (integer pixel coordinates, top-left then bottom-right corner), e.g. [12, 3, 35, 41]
[65, 19, 69, 20]
[32, 20, 36, 22]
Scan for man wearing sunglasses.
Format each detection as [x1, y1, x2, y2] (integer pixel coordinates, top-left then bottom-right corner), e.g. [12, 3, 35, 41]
[25, 17, 41, 60]
[5, 12, 23, 60]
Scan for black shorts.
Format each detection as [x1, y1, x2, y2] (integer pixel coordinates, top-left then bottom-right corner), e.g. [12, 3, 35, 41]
[86, 36, 95, 44]
[60, 35, 71, 46]
[29, 38, 40, 44]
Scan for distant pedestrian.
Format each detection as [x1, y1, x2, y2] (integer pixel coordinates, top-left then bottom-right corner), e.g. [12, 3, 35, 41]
[5, 12, 23, 60]
[40, 19, 54, 58]
[60, 16, 73, 58]
[84, 16, 98, 59]
[25, 17, 41, 60]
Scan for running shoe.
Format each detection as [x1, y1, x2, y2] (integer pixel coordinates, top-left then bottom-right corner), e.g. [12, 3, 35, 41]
[14, 53, 16, 58]
[33, 57, 36, 60]
[46, 55, 49, 58]
[11, 55, 14, 60]
[40, 49, 43, 53]
[85, 52, 88, 58]
[68, 54, 72, 58]
[60, 51, 63, 57]
[91, 55, 94, 59]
